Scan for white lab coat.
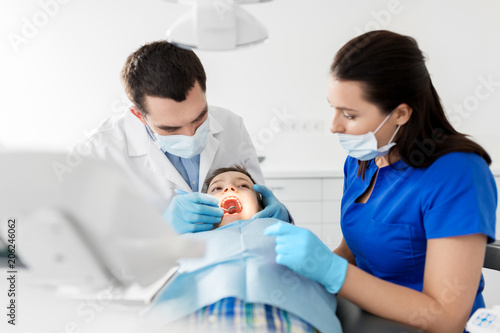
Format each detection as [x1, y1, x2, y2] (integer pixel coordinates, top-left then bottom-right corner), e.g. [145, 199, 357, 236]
[74, 106, 264, 213]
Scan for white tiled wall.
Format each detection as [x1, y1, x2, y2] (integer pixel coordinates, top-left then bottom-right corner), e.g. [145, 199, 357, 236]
[265, 177, 343, 250]
[265, 175, 500, 306]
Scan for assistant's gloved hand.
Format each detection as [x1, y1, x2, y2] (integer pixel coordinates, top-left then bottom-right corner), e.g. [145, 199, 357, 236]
[264, 221, 348, 294]
[162, 192, 223, 234]
[252, 184, 290, 222]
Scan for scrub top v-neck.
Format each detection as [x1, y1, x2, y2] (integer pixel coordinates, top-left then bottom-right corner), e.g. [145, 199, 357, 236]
[339, 152, 497, 314]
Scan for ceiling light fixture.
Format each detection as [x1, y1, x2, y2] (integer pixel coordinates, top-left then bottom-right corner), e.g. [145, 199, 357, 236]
[164, 0, 272, 51]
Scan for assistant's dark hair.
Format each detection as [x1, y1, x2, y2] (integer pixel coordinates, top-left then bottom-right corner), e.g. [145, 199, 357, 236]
[331, 30, 491, 178]
[121, 40, 206, 114]
[204, 165, 263, 209]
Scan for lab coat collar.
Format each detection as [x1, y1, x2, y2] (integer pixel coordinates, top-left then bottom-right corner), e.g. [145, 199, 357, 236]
[207, 112, 223, 136]
[123, 108, 224, 192]
[123, 109, 191, 191]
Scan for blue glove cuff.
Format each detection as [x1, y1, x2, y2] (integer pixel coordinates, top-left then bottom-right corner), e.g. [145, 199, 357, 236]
[281, 204, 293, 224]
[324, 255, 349, 294]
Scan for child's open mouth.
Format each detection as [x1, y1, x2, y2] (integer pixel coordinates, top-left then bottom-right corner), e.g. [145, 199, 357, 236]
[220, 196, 243, 215]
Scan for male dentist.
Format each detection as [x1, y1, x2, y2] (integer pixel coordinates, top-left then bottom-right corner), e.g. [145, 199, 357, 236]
[75, 41, 287, 233]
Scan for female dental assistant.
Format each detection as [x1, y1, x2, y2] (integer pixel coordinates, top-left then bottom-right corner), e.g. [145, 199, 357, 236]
[265, 30, 497, 333]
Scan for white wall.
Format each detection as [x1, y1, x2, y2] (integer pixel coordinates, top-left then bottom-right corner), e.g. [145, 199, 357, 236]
[1, 0, 499, 303]
[1, 0, 499, 171]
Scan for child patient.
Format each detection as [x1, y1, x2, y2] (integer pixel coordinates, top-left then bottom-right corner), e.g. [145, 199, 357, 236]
[204, 165, 264, 229]
[149, 165, 342, 333]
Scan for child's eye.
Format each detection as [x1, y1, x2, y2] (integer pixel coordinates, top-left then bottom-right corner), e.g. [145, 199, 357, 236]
[239, 184, 250, 189]
[210, 187, 222, 193]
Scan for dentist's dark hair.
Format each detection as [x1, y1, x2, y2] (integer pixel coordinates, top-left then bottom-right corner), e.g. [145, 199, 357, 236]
[330, 30, 491, 178]
[121, 40, 206, 114]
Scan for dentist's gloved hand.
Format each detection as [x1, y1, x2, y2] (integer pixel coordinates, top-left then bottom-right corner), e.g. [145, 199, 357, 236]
[252, 184, 291, 222]
[264, 221, 348, 294]
[162, 192, 223, 234]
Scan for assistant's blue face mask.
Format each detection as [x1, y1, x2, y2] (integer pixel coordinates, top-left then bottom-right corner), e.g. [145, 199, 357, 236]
[337, 113, 400, 161]
[145, 117, 210, 159]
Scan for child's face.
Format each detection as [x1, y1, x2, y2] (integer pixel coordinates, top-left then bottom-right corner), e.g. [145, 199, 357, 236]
[207, 171, 262, 227]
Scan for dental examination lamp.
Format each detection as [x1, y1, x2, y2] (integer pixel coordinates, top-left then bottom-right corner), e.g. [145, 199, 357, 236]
[0, 152, 203, 301]
[164, 0, 272, 50]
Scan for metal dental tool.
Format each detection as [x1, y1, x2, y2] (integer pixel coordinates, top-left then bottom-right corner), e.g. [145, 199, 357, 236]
[222, 206, 238, 214]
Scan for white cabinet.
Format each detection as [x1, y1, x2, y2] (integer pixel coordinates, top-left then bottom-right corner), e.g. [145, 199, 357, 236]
[265, 176, 344, 250]
[265, 178, 322, 201]
[322, 178, 343, 201]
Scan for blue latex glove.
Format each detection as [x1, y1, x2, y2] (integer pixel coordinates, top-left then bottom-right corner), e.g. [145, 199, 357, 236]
[252, 184, 290, 222]
[162, 191, 223, 234]
[264, 221, 348, 294]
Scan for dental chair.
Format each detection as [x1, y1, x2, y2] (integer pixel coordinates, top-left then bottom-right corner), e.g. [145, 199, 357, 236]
[484, 241, 500, 271]
[336, 241, 500, 332]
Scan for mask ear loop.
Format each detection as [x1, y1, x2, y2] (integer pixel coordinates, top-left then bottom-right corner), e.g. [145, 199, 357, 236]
[373, 112, 393, 134]
[373, 112, 401, 144]
[142, 115, 167, 155]
[387, 125, 401, 145]
[373, 112, 401, 147]
[143, 119, 157, 169]
[142, 116, 159, 141]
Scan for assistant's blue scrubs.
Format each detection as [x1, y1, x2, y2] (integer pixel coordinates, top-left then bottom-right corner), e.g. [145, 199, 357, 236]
[341, 152, 497, 315]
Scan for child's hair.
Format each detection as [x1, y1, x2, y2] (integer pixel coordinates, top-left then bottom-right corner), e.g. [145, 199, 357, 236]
[204, 164, 263, 208]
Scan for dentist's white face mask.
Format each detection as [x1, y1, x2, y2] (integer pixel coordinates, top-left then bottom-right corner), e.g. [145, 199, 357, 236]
[145, 117, 210, 159]
[337, 113, 400, 161]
